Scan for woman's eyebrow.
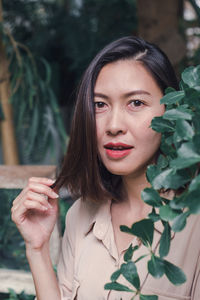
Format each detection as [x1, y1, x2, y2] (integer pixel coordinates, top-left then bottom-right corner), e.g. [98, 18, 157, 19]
[93, 92, 109, 99]
[94, 90, 151, 99]
[124, 90, 151, 97]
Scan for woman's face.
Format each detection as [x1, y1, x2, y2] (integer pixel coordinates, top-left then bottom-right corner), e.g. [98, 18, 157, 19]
[94, 59, 165, 179]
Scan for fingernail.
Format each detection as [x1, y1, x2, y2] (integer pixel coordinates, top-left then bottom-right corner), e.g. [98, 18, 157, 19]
[48, 178, 55, 183]
[51, 192, 59, 198]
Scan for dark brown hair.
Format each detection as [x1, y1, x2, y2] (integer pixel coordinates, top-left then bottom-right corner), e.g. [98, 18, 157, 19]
[55, 36, 179, 202]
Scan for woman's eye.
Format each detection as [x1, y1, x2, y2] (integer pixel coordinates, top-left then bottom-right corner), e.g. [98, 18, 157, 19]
[128, 100, 144, 108]
[94, 101, 107, 112]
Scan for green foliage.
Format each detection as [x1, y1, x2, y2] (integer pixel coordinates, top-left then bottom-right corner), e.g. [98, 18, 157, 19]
[3, 0, 137, 135]
[4, 289, 34, 300]
[6, 35, 67, 163]
[105, 65, 200, 297]
[121, 219, 154, 247]
[0, 189, 29, 270]
[0, 188, 71, 269]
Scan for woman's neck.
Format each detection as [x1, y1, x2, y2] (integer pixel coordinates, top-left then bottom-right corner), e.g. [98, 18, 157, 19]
[122, 171, 151, 211]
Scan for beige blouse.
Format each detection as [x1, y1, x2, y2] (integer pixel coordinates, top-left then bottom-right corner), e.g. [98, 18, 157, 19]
[57, 199, 200, 300]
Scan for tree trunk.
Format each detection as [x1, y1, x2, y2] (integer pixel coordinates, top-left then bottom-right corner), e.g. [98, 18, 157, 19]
[137, 0, 186, 70]
[0, 0, 19, 164]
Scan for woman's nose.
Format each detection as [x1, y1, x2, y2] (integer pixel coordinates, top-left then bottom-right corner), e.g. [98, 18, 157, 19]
[106, 109, 127, 136]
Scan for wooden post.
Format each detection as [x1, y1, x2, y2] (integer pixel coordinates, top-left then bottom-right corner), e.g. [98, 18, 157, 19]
[0, 0, 19, 164]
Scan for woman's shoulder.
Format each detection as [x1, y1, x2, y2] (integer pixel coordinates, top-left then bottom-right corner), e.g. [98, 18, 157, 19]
[65, 198, 102, 233]
[67, 197, 99, 217]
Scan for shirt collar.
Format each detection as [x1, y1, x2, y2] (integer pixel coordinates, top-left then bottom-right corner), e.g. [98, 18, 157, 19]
[84, 199, 112, 239]
[84, 199, 163, 239]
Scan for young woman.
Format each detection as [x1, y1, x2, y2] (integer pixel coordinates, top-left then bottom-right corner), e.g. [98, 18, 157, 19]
[11, 37, 200, 300]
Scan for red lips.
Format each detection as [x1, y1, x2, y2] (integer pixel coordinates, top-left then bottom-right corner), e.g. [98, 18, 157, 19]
[104, 143, 133, 159]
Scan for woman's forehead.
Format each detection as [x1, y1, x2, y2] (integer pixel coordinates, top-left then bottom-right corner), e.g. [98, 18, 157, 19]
[94, 60, 163, 97]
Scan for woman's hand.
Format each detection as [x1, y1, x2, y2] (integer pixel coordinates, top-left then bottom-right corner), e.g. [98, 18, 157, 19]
[11, 177, 59, 251]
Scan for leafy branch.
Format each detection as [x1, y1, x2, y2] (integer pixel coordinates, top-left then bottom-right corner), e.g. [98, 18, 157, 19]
[0, 22, 67, 163]
[105, 65, 200, 299]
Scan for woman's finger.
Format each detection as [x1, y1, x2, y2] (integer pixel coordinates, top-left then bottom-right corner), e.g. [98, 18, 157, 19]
[27, 182, 59, 199]
[28, 177, 55, 186]
[26, 190, 52, 209]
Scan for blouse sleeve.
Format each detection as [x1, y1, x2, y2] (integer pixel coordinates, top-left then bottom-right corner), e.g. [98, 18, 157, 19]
[57, 207, 76, 300]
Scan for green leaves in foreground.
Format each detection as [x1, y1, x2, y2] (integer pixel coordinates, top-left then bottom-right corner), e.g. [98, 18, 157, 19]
[140, 295, 158, 300]
[148, 256, 186, 285]
[105, 65, 200, 298]
[120, 219, 154, 246]
[164, 260, 186, 285]
[104, 281, 134, 292]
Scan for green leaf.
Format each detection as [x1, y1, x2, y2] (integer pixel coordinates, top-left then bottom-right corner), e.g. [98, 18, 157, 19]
[164, 260, 186, 285]
[140, 294, 158, 300]
[171, 211, 190, 232]
[156, 155, 169, 169]
[186, 190, 200, 214]
[159, 223, 171, 257]
[175, 119, 194, 141]
[104, 282, 134, 292]
[163, 107, 193, 121]
[184, 88, 200, 109]
[165, 87, 176, 94]
[160, 136, 176, 158]
[111, 269, 121, 282]
[141, 188, 162, 207]
[181, 65, 200, 88]
[146, 165, 160, 185]
[159, 206, 180, 221]
[148, 255, 165, 278]
[169, 192, 187, 210]
[131, 219, 154, 246]
[121, 219, 154, 247]
[193, 134, 200, 154]
[170, 142, 200, 169]
[170, 157, 200, 170]
[160, 91, 185, 105]
[121, 261, 140, 289]
[148, 208, 160, 222]
[120, 225, 135, 236]
[124, 245, 139, 262]
[151, 116, 175, 133]
[192, 112, 200, 133]
[134, 254, 148, 263]
[177, 141, 200, 158]
[189, 174, 200, 192]
[152, 168, 190, 189]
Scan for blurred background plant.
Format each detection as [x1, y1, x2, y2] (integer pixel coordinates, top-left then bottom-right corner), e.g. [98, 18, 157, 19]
[0, 0, 137, 164]
[0, 289, 34, 300]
